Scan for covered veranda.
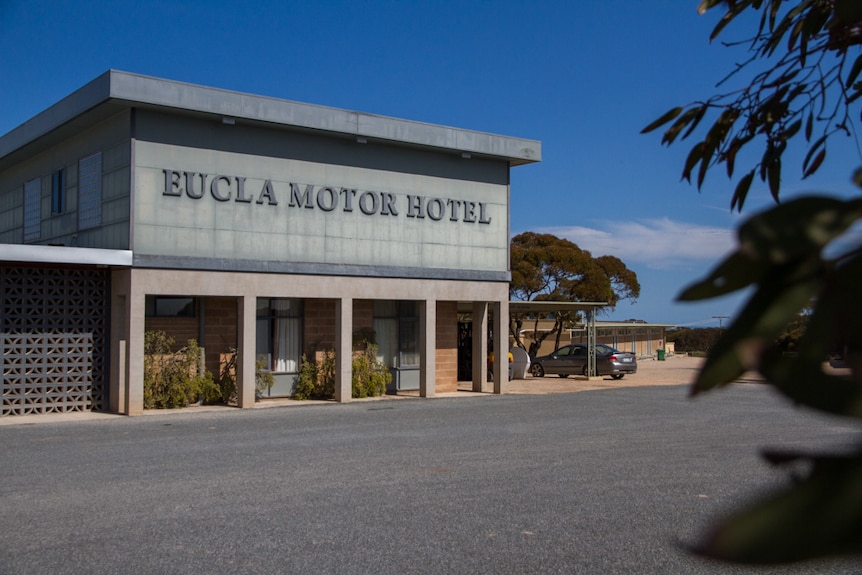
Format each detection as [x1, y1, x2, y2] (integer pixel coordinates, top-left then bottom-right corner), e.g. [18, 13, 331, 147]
[457, 300, 608, 380]
[508, 300, 608, 378]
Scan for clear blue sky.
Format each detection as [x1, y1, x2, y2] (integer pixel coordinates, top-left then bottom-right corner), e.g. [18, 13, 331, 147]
[2, 1, 860, 326]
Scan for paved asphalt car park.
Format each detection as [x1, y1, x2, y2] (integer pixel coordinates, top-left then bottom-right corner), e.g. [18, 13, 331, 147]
[1, 357, 860, 574]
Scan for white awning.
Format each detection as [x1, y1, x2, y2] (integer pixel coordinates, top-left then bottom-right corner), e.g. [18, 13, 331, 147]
[0, 244, 133, 266]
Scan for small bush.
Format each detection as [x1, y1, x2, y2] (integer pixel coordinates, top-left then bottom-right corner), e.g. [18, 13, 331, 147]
[218, 349, 276, 402]
[293, 350, 336, 400]
[218, 351, 238, 405]
[293, 346, 390, 400]
[255, 356, 275, 398]
[352, 344, 391, 398]
[143, 330, 219, 409]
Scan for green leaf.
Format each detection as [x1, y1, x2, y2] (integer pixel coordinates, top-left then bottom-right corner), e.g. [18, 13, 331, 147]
[661, 106, 710, 146]
[802, 148, 826, 178]
[683, 197, 862, 303]
[677, 251, 765, 301]
[686, 197, 862, 395]
[697, 145, 711, 189]
[767, 252, 862, 418]
[707, 0, 753, 41]
[731, 170, 756, 212]
[641, 106, 683, 134]
[681, 105, 707, 140]
[767, 158, 781, 201]
[682, 143, 704, 183]
[692, 452, 862, 563]
[780, 118, 802, 141]
[846, 53, 862, 89]
[724, 143, 738, 178]
[763, 68, 800, 89]
[697, 0, 724, 16]
[804, 109, 813, 141]
[691, 261, 822, 394]
[738, 196, 862, 264]
[787, 8, 805, 50]
[762, 358, 862, 419]
[803, 135, 828, 173]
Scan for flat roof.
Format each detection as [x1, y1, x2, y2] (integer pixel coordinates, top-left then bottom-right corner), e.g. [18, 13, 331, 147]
[509, 301, 608, 314]
[458, 300, 609, 315]
[0, 70, 541, 169]
[524, 318, 677, 330]
[591, 321, 676, 328]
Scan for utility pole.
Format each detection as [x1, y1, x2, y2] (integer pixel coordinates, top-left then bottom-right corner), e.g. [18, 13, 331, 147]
[713, 315, 730, 328]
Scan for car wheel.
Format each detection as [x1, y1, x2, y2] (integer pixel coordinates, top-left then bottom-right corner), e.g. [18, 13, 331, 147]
[531, 364, 545, 377]
[611, 374, 625, 380]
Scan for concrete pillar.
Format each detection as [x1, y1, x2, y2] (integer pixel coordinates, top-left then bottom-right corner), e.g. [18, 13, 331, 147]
[236, 295, 256, 408]
[334, 297, 353, 402]
[492, 300, 509, 395]
[109, 269, 131, 414]
[472, 301, 488, 392]
[125, 278, 146, 416]
[420, 299, 436, 398]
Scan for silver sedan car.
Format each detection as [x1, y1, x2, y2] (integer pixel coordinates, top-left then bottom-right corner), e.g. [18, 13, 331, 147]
[530, 343, 637, 379]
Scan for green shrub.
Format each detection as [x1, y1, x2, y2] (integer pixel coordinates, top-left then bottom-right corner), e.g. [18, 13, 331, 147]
[293, 345, 390, 400]
[352, 344, 391, 398]
[255, 356, 275, 398]
[293, 350, 336, 400]
[217, 350, 238, 405]
[143, 330, 219, 409]
[218, 349, 276, 402]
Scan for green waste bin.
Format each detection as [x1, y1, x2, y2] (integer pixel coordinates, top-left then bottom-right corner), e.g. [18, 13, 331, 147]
[657, 349, 666, 361]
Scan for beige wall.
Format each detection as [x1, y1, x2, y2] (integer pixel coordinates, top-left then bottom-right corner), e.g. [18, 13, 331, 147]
[132, 141, 509, 275]
[113, 267, 508, 412]
[0, 111, 131, 248]
[435, 301, 459, 393]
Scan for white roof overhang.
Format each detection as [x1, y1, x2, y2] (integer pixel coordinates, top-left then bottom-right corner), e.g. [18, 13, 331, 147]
[0, 244, 133, 267]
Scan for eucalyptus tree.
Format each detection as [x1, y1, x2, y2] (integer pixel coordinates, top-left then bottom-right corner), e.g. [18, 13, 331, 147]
[509, 232, 639, 355]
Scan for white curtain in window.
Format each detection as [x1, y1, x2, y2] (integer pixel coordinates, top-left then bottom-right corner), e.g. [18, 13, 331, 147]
[374, 318, 398, 367]
[273, 317, 301, 373]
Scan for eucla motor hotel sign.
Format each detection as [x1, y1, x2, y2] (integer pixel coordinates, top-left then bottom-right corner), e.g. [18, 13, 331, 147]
[162, 169, 493, 226]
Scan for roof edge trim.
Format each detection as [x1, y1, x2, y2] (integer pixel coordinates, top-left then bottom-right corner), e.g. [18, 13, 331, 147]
[0, 71, 113, 161]
[2, 70, 541, 165]
[0, 244, 133, 267]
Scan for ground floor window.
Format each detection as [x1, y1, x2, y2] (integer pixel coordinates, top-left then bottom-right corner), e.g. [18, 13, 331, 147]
[373, 300, 419, 390]
[256, 298, 303, 375]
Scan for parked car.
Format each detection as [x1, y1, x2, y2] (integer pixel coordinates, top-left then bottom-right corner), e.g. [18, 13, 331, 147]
[530, 343, 637, 379]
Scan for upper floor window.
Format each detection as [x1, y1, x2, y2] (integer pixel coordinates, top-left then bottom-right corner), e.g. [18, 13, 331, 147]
[51, 169, 65, 214]
[23, 178, 41, 242]
[78, 152, 102, 230]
